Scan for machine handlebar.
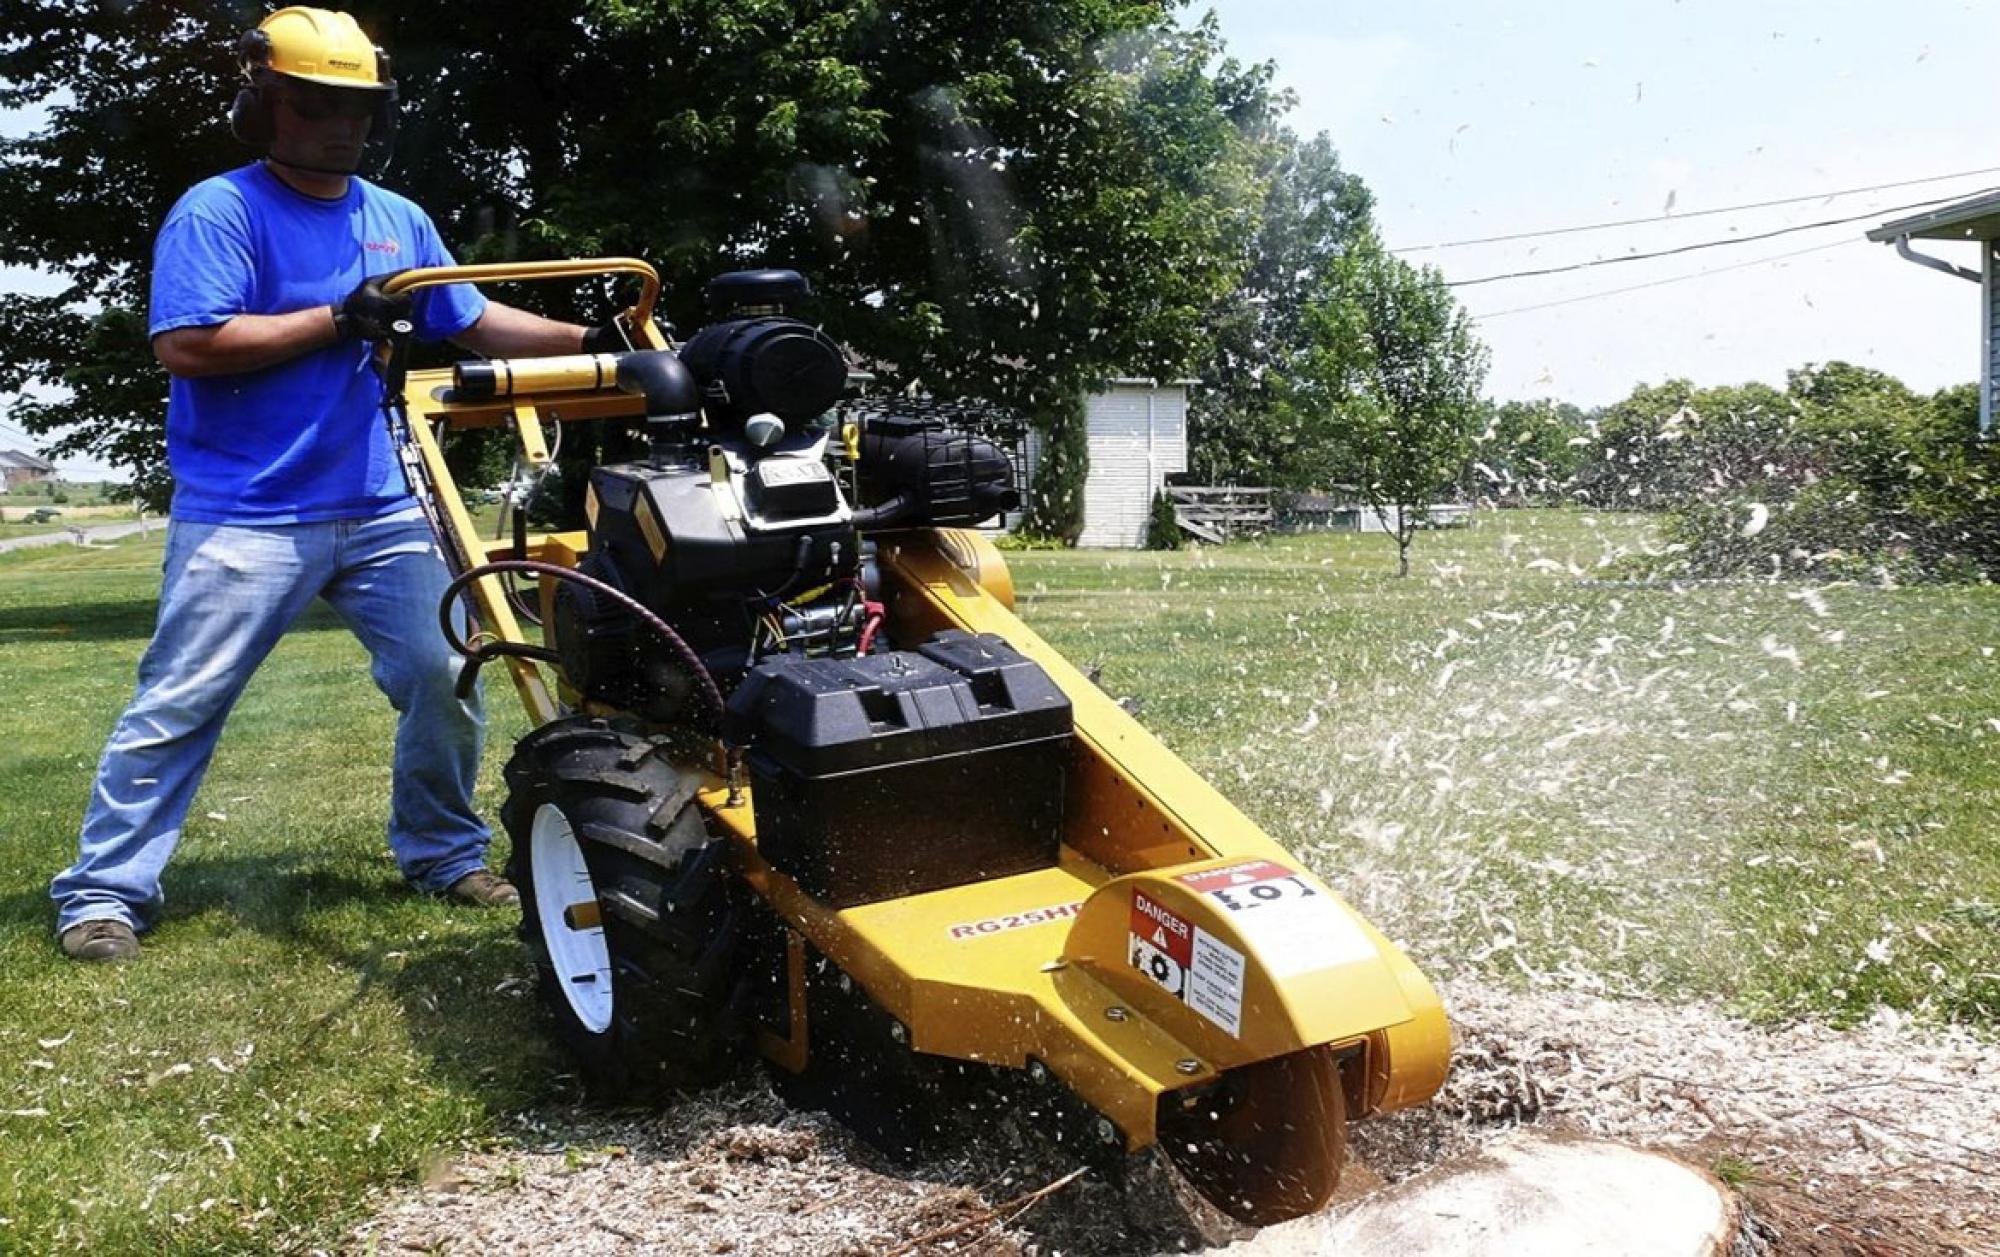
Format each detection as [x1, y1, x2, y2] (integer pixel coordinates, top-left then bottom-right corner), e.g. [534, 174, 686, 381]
[381, 257, 663, 329]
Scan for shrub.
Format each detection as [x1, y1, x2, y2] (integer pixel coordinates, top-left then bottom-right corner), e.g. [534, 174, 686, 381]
[1145, 488, 1183, 550]
[1021, 393, 1088, 546]
[1632, 365, 2000, 583]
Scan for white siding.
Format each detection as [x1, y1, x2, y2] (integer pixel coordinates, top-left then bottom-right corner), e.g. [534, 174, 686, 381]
[1019, 384, 1189, 547]
[1077, 384, 1187, 548]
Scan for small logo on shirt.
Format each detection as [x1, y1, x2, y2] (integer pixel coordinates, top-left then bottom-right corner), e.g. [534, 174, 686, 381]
[364, 237, 402, 256]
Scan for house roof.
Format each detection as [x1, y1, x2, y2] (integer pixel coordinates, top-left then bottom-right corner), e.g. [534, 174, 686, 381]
[0, 447, 56, 472]
[1867, 188, 2000, 242]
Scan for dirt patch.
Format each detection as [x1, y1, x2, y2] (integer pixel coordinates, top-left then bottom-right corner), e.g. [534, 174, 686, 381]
[349, 980, 2000, 1255]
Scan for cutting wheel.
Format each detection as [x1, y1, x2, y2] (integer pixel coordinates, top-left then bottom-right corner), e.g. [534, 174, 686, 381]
[1160, 1045, 1349, 1226]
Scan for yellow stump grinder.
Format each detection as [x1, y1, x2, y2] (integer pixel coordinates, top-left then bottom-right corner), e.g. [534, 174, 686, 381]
[375, 258, 1449, 1225]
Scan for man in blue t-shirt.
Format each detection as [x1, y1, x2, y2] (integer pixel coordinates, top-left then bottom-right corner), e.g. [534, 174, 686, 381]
[52, 7, 626, 961]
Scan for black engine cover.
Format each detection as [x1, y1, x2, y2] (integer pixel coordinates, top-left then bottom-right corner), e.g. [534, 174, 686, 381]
[575, 460, 856, 684]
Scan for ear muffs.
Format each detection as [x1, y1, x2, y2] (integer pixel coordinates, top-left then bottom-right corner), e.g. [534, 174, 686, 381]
[228, 83, 275, 146]
[228, 29, 275, 148]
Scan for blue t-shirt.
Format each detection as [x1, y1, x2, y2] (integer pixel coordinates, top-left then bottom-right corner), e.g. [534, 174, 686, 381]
[148, 162, 487, 523]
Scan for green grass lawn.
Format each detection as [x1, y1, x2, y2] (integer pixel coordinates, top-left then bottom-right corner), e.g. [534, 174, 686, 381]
[1, 510, 1994, 1251]
[1012, 512, 2000, 1026]
[0, 535, 553, 1253]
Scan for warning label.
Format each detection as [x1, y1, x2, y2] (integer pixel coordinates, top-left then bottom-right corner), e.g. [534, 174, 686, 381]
[1129, 891, 1192, 996]
[1128, 891, 1244, 1036]
[1177, 860, 1377, 979]
[1187, 928, 1244, 1036]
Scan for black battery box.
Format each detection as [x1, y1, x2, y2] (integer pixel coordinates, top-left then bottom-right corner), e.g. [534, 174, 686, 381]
[726, 631, 1071, 907]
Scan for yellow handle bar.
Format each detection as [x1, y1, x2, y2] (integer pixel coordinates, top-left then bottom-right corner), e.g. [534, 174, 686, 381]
[381, 257, 662, 327]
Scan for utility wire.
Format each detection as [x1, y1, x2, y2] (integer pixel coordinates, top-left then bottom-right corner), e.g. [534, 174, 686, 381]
[1395, 164, 2000, 252]
[1469, 238, 1858, 320]
[1444, 189, 1977, 288]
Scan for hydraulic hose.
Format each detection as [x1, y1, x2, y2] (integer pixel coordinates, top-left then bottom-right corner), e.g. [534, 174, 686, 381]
[438, 559, 729, 732]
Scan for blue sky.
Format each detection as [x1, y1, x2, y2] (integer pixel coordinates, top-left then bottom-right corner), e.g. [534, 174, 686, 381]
[1200, 0, 1996, 404]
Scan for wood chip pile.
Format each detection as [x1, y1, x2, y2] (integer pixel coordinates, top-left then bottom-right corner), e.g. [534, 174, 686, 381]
[351, 979, 2000, 1255]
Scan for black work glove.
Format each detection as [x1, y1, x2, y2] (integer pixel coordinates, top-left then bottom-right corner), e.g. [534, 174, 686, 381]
[333, 270, 414, 342]
[580, 319, 629, 355]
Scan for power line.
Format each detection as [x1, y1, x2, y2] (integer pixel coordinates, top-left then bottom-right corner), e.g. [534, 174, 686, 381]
[1468, 238, 1858, 320]
[1394, 164, 2000, 253]
[1443, 190, 1972, 288]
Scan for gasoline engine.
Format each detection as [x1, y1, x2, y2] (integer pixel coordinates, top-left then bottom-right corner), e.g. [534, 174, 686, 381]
[455, 268, 1018, 726]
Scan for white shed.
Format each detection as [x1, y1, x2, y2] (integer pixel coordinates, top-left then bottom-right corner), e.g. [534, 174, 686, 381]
[1024, 379, 1193, 548]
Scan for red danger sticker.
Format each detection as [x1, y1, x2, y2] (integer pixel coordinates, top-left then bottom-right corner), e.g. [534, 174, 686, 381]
[946, 900, 1083, 940]
[1130, 891, 1194, 969]
[1128, 888, 1243, 1035]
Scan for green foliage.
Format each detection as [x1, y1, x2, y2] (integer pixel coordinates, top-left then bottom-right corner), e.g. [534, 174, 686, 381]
[1602, 363, 2000, 582]
[1572, 377, 1796, 511]
[1464, 398, 1588, 504]
[991, 529, 1072, 551]
[1022, 391, 1089, 543]
[1144, 487, 1183, 549]
[1711, 1155, 1759, 1189]
[1188, 133, 1376, 485]
[441, 427, 522, 493]
[1272, 232, 1488, 575]
[1, 1, 1279, 510]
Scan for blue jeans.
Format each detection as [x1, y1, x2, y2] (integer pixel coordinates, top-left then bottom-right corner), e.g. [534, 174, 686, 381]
[50, 506, 489, 934]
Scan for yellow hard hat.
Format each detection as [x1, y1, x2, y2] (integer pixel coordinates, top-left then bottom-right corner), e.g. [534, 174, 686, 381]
[243, 6, 392, 92]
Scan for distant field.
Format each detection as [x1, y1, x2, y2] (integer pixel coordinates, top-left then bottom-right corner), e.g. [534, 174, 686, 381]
[0, 503, 145, 540]
[0, 510, 1993, 1251]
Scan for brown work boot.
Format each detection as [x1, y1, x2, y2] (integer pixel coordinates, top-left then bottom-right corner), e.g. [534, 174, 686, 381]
[60, 919, 140, 962]
[445, 869, 520, 908]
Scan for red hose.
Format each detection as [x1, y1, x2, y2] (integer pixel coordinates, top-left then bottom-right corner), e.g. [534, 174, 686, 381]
[856, 601, 886, 655]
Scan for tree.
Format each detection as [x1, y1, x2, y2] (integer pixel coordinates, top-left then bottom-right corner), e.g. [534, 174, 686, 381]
[1275, 233, 1486, 576]
[1188, 131, 1375, 484]
[1023, 391, 1089, 543]
[1570, 378, 1795, 510]
[1462, 397, 1587, 504]
[0, 1, 1276, 528]
[1594, 362, 2000, 582]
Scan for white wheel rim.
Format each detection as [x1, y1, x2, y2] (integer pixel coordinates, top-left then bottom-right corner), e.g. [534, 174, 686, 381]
[531, 803, 614, 1034]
